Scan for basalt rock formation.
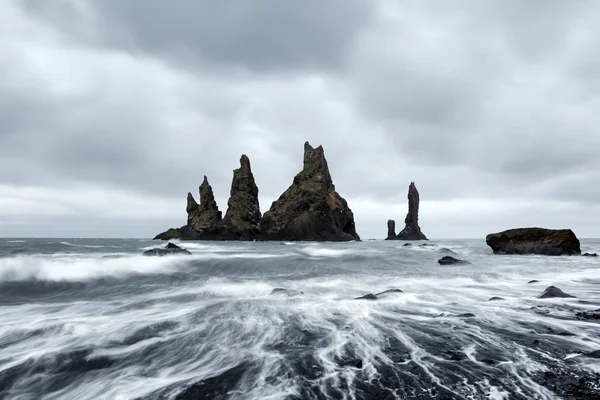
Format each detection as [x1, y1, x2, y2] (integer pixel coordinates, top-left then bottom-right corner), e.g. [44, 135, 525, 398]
[154, 144, 359, 241]
[221, 155, 262, 240]
[486, 228, 581, 256]
[386, 182, 427, 241]
[259, 142, 360, 241]
[154, 157, 261, 241]
[142, 242, 192, 256]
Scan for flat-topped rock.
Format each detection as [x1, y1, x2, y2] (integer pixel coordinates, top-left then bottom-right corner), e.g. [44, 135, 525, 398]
[486, 228, 581, 256]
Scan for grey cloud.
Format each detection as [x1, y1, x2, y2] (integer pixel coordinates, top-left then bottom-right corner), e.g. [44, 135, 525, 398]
[20, 0, 373, 72]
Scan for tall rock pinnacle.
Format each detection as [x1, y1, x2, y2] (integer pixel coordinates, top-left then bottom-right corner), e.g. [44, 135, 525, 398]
[222, 155, 262, 239]
[188, 176, 222, 232]
[260, 141, 360, 241]
[386, 182, 427, 240]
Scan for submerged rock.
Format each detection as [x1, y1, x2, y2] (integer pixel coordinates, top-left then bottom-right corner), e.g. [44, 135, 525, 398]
[583, 252, 598, 257]
[575, 310, 600, 321]
[375, 288, 403, 296]
[142, 242, 191, 257]
[339, 358, 363, 369]
[583, 350, 600, 359]
[403, 243, 412, 247]
[270, 288, 304, 296]
[354, 293, 378, 300]
[537, 286, 576, 299]
[488, 297, 504, 302]
[387, 182, 427, 241]
[221, 155, 262, 240]
[438, 256, 469, 265]
[260, 142, 360, 241]
[486, 228, 581, 256]
[528, 280, 540, 284]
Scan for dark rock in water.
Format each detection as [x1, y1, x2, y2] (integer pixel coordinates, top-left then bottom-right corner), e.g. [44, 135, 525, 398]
[386, 219, 396, 240]
[174, 363, 249, 400]
[537, 286, 576, 299]
[419, 243, 435, 248]
[375, 288, 403, 296]
[270, 288, 304, 296]
[488, 297, 504, 302]
[154, 225, 203, 241]
[528, 280, 540, 284]
[438, 248, 457, 255]
[583, 350, 600, 358]
[575, 311, 600, 321]
[260, 142, 360, 241]
[402, 243, 412, 247]
[446, 351, 468, 361]
[355, 293, 378, 300]
[153, 227, 183, 240]
[583, 252, 598, 257]
[339, 358, 363, 369]
[438, 256, 469, 265]
[457, 313, 476, 318]
[386, 182, 427, 241]
[142, 242, 191, 257]
[486, 227, 581, 255]
[221, 155, 262, 240]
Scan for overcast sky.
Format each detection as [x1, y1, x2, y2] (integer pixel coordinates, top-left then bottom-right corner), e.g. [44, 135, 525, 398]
[1, 0, 599, 239]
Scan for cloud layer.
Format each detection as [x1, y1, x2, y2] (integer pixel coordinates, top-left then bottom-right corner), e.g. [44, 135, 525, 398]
[2, 0, 600, 238]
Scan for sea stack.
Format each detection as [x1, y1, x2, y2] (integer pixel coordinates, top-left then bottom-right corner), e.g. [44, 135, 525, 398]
[386, 182, 427, 240]
[259, 142, 360, 241]
[221, 155, 262, 240]
[154, 157, 262, 241]
[486, 228, 581, 256]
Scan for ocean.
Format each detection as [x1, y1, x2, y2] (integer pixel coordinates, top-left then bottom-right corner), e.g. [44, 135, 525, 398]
[0, 238, 599, 400]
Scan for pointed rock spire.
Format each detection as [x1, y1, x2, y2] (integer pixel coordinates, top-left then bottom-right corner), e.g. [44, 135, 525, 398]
[187, 176, 222, 232]
[395, 182, 427, 240]
[222, 154, 262, 239]
[260, 142, 359, 241]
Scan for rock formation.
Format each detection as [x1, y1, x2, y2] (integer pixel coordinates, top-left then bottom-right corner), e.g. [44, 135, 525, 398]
[386, 182, 427, 240]
[438, 256, 469, 265]
[537, 286, 576, 299]
[259, 142, 360, 241]
[486, 228, 581, 256]
[187, 176, 223, 235]
[142, 242, 192, 256]
[154, 159, 261, 241]
[221, 155, 262, 240]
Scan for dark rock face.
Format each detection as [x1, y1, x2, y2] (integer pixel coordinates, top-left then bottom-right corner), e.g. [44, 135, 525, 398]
[142, 242, 191, 256]
[486, 228, 581, 256]
[221, 155, 262, 240]
[260, 142, 360, 241]
[387, 182, 427, 241]
[438, 256, 469, 265]
[187, 176, 223, 235]
[538, 286, 576, 299]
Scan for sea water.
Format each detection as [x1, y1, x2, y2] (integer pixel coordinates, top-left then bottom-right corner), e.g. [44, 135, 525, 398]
[0, 238, 599, 399]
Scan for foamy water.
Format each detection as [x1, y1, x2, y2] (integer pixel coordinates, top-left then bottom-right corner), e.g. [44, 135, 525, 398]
[0, 238, 599, 399]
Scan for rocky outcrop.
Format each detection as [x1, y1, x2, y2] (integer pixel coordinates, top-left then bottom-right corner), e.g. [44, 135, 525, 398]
[188, 176, 223, 234]
[538, 286, 576, 299]
[486, 228, 581, 256]
[386, 182, 427, 240]
[221, 155, 261, 240]
[259, 142, 360, 241]
[142, 242, 191, 256]
[438, 256, 469, 265]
